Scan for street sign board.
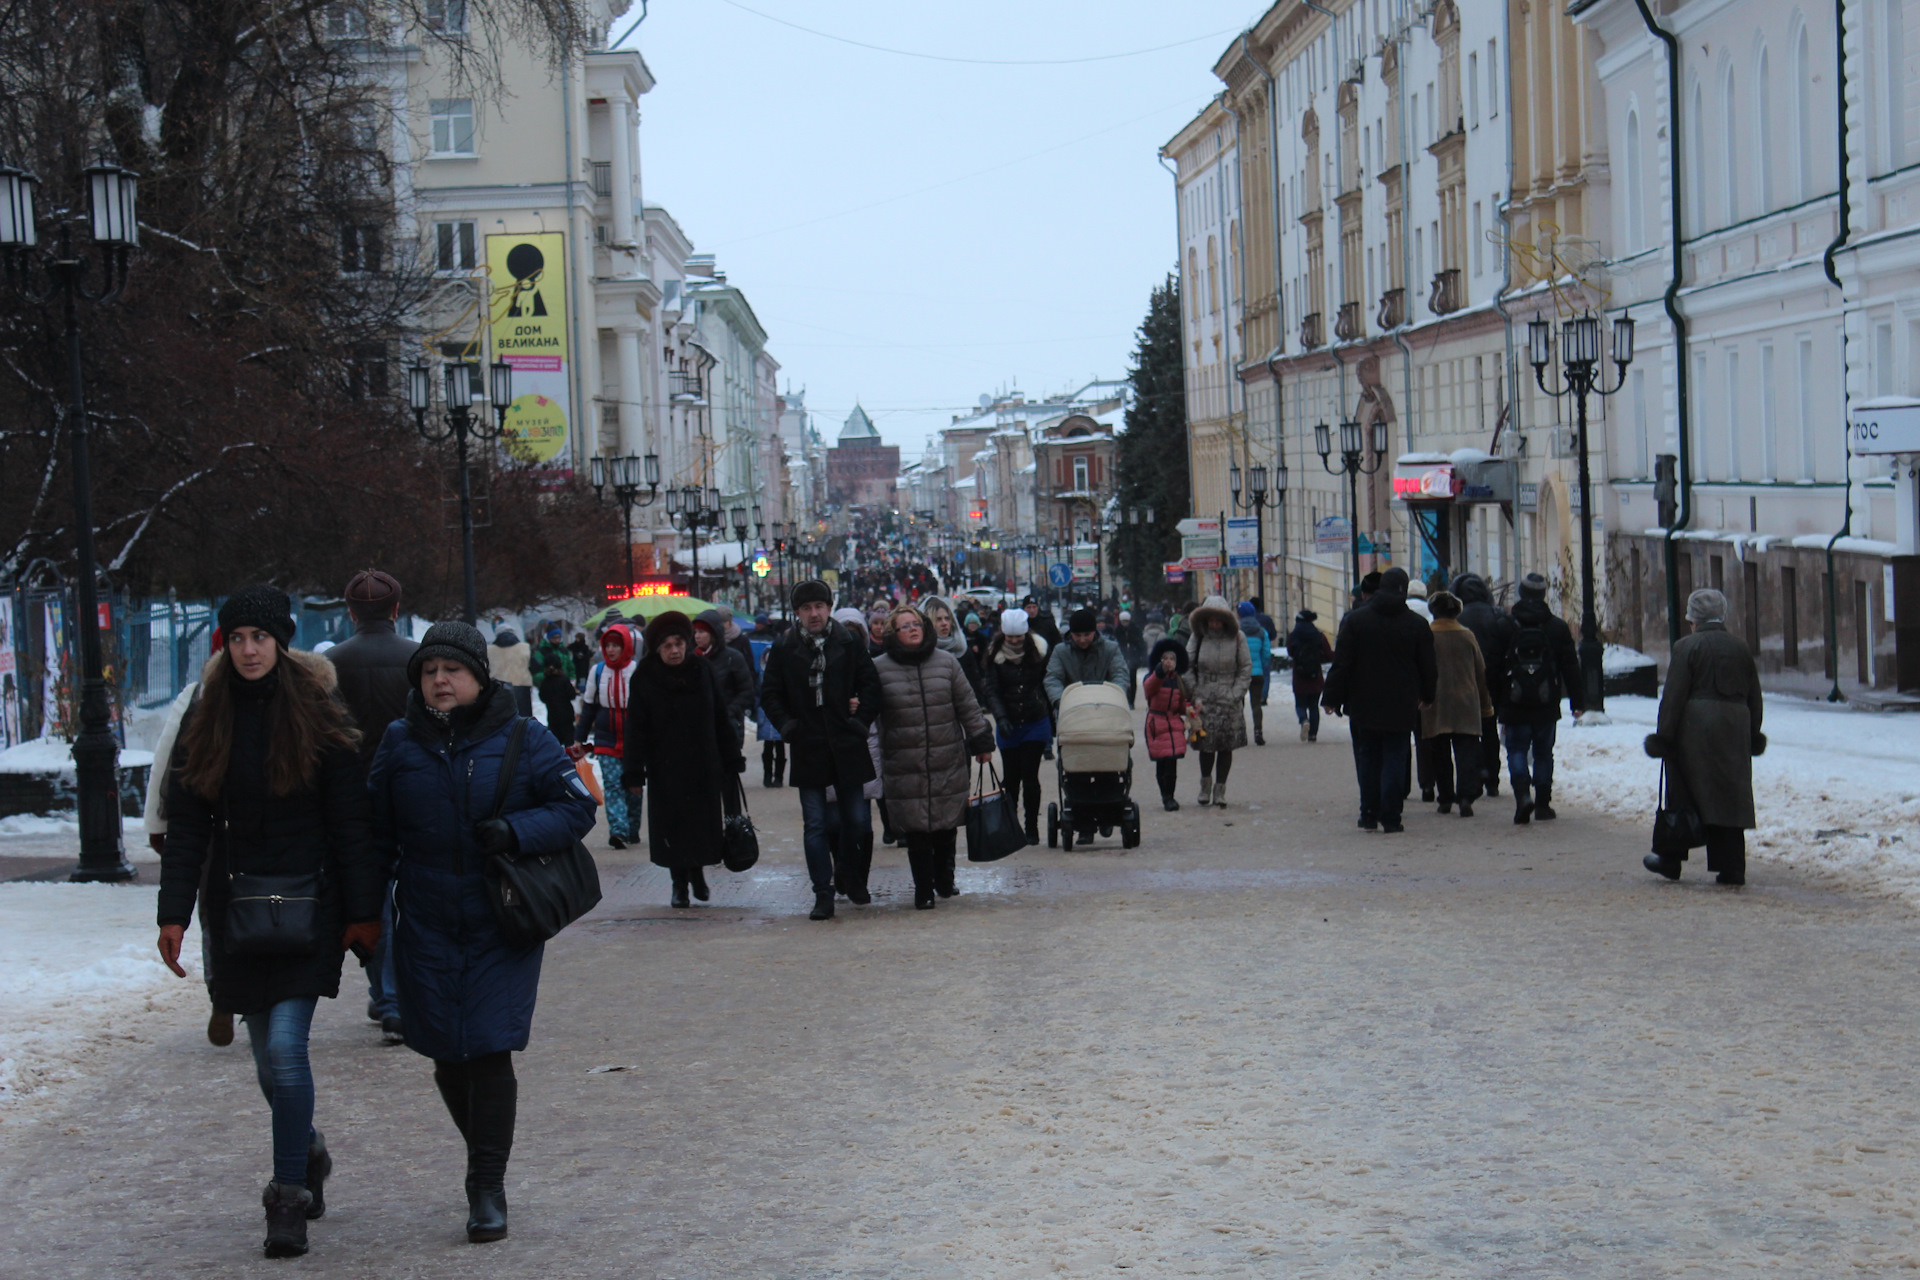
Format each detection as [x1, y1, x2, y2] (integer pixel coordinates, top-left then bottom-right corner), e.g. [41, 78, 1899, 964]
[1850, 396, 1920, 454]
[1071, 544, 1098, 582]
[1175, 516, 1220, 537]
[1047, 562, 1073, 588]
[1225, 517, 1259, 569]
[1181, 533, 1221, 571]
[1313, 516, 1349, 556]
[1164, 562, 1186, 582]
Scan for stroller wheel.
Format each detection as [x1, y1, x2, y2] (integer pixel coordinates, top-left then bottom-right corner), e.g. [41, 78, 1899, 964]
[1046, 802, 1059, 848]
[1099, 824, 1113, 838]
[1122, 820, 1140, 849]
[1060, 821, 1074, 851]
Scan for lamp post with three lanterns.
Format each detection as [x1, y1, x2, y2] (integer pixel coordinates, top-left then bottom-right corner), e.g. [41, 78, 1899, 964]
[667, 485, 724, 601]
[1316, 418, 1388, 593]
[1229, 458, 1284, 603]
[0, 158, 142, 882]
[408, 356, 513, 625]
[589, 453, 661, 599]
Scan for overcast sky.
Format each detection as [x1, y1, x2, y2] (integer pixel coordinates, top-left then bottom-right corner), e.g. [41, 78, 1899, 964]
[623, 0, 1261, 461]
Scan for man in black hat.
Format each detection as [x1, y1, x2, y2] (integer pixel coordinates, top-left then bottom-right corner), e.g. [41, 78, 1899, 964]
[325, 570, 417, 1045]
[1021, 594, 1062, 649]
[1322, 567, 1436, 833]
[1043, 606, 1129, 705]
[758, 581, 883, 920]
[1492, 572, 1582, 824]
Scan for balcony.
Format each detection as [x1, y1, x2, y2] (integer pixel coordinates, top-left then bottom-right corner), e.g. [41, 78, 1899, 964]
[590, 162, 612, 197]
[1299, 312, 1323, 349]
[1377, 287, 1405, 330]
[668, 370, 705, 404]
[1428, 268, 1462, 317]
[1334, 301, 1363, 342]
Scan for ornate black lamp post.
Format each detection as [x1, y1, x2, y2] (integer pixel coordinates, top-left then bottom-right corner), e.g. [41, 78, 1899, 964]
[408, 356, 512, 623]
[1231, 456, 1286, 603]
[0, 159, 140, 882]
[1529, 311, 1635, 717]
[670, 485, 723, 600]
[589, 452, 661, 597]
[1315, 419, 1387, 594]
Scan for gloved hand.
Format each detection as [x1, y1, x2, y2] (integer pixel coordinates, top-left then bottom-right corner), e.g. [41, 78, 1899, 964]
[1643, 734, 1667, 758]
[474, 817, 519, 860]
[341, 920, 381, 960]
[1751, 732, 1767, 757]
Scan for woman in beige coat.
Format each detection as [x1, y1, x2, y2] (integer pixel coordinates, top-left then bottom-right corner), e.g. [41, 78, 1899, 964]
[1185, 595, 1252, 807]
[873, 607, 996, 909]
[1421, 591, 1495, 817]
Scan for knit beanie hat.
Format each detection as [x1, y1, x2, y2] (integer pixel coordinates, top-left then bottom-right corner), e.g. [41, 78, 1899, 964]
[999, 608, 1030, 636]
[407, 620, 490, 687]
[1237, 601, 1256, 617]
[218, 585, 296, 648]
[1067, 607, 1098, 633]
[1379, 567, 1411, 595]
[1519, 572, 1549, 599]
[832, 607, 867, 629]
[792, 580, 833, 609]
[1407, 579, 1429, 599]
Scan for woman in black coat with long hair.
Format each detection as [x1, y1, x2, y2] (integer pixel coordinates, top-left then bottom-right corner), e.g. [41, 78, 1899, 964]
[623, 611, 743, 908]
[156, 585, 383, 1259]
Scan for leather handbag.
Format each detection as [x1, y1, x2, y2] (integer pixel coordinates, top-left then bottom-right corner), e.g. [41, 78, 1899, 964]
[484, 719, 604, 946]
[965, 761, 1029, 863]
[1651, 764, 1705, 857]
[723, 776, 760, 872]
[223, 801, 323, 957]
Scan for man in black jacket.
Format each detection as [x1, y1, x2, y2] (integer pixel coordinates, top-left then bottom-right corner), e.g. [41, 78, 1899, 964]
[1321, 568, 1436, 833]
[759, 580, 884, 920]
[1491, 572, 1583, 824]
[1451, 574, 1510, 799]
[323, 568, 416, 1044]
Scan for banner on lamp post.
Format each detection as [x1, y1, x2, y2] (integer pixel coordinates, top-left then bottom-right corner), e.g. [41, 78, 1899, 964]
[1225, 517, 1259, 569]
[486, 231, 573, 483]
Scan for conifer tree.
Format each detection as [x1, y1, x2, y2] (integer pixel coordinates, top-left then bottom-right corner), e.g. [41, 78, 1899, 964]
[1114, 274, 1188, 602]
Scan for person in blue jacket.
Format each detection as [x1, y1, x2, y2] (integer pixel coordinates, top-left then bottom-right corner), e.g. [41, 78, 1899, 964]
[367, 621, 597, 1245]
[1238, 601, 1271, 745]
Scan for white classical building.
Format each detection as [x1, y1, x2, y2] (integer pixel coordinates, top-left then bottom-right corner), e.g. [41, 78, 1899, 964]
[1573, 0, 1920, 694]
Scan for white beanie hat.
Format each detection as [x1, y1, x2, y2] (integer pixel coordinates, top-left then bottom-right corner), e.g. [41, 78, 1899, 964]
[832, 607, 867, 627]
[999, 608, 1030, 636]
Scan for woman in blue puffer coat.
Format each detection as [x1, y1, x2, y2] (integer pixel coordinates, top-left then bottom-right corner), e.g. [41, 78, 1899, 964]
[367, 621, 597, 1245]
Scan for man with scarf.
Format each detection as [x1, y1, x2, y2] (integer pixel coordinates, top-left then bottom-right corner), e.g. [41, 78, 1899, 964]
[759, 581, 884, 920]
[568, 623, 639, 847]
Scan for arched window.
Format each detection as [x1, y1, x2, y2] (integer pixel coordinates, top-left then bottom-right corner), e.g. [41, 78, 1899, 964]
[1755, 46, 1773, 212]
[1723, 65, 1740, 224]
[1885, 0, 1908, 171]
[1795, 22, 1815, 200]
[1689, 78, 1706, 228]
[1625, 108, 1645, 250]
[1188, 247, 1201, 321]
[1206, 235, 1219, 316]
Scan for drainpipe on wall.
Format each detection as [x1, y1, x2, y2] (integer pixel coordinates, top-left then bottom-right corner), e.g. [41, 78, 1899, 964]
[1822, 0, 1856, 701]
[562, 50, 589, 474]
[1630, 0, 1696, 649]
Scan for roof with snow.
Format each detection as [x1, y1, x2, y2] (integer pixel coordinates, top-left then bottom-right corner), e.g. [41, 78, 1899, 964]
[840, 403, 880, 444]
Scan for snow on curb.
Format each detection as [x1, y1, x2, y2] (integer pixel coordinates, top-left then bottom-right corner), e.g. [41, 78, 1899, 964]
[0, 884, 201, 1124]
[1556, 695, 1920, 901]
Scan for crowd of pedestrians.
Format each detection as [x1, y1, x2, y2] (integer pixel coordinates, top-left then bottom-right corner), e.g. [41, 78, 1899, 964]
[144, 556, 1763, 1259]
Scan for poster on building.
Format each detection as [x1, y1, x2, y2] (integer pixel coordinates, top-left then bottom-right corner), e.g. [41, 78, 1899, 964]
[0, 593, 17, 749]
[486, 232, 572, 482]
[1313, 515, 1350, 556]
[1225, 517, 1260, 569]
[1071, 543, 1099, 582]
[42, 597, 65, 739]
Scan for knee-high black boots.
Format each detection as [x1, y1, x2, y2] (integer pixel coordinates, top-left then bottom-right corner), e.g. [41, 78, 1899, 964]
[435, 1060, 516, 1244]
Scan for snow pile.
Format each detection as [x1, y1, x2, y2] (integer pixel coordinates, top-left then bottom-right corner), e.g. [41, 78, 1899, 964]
[1557, 695, 1920, 899]
[0, 814, 157, 858]
[1601, 643, 1655, 675]
[0, 884, 201, 1116]
[0, 738, 154, 777]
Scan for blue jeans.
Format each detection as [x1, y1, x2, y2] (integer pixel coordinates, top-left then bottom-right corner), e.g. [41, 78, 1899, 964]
[365, 886, 398, 1019]
[798, 787, 870, 894]
[1504, 719, 1558, 796]
[1294, 695, 1320, 737]
[1350, 728, 1411, 822]
[244, 996, 320, 1186]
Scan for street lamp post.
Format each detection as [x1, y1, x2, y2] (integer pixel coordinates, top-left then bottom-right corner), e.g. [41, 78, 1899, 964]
[1529, 312, 1635, 718]
[409, 356, 512, 624]
[589, 453, 661, 598]
[1315, 419, 1388, 594]
[1230, 460, 1284, 604]
[0, 160, 141, 883]
[671, 485, 724, 600]
[730, 506, 750, 614]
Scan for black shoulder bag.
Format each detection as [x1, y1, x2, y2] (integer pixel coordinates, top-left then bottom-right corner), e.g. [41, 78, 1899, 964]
[484, 718, 604, 946]
[723, 775, 760, 872]
[223, 798, 324, 957]
[1651, 763, 1705, 857]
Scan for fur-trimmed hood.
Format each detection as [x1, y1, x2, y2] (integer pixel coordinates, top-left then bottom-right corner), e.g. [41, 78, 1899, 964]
[1189, 594, 1239, 636]
[988, 631, 1048, 665]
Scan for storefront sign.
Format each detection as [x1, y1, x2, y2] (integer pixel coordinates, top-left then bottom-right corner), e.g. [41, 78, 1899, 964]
[1849, 397, 1920, 454]
[487, 232, 573, 480]
[1392, 463, 1457, 500]
[1164, 563, 1187, 582]
[1225, 517, 1260, 568]
[605, 581, 687, 601]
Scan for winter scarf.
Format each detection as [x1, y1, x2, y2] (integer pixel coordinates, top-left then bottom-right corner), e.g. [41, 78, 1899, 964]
[587, 623, 635, 755]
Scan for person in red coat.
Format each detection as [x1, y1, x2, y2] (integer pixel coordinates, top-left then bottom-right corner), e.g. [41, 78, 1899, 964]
[1142, 638, 1196, 811]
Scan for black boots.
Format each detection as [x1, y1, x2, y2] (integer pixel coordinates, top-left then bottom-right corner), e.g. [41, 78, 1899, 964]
[935, 847, 959, 898]
[464, 1077, 516, 1243]
[670, 872, 690, 909]
[690, 866, 710, 902]
[304, 1129, 332, 1220]
[1644, 853, 1682, 880]
[810, 892, 835, 920]
[837, 830, 873, 905]
[1024, 811, 1040, 846]
[1534, 786, 1557, 821]
[1514, 786, 1534, 825]
[262, 1182, 312, 1257]
[907, 846, 937, 909]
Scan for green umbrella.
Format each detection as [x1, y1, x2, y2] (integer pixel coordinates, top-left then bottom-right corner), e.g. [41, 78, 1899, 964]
[582, 595, 719, 632]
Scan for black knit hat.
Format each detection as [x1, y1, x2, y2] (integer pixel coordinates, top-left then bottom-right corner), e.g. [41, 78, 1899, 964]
[407, 620, 490, 688]
[792, 579, 833, 609]
[1067, 607, 1098, 634]
[218, 584, 296, 648]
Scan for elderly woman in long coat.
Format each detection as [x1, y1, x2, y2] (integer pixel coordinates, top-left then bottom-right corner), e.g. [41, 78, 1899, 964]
[1643, 588, 1765, 886]
[1185, 594, 1252, 807]
[872, 605, 995, 910]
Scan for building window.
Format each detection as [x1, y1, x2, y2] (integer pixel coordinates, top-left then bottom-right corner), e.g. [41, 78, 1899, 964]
[1723, 67, 1740, 224]
[346, 343, 389, 399]
[1468, 52, 1479, 127]
[324, 4, 369, 39]
[1471, 202, 1482, 277]
[425, 0, 467, 34]
[1632, 368, 1648, 478]
[1073, 456, 1089, 491]
[439, 343, 485, 398]
[1487, 39, 1499, 116]
[434, 220, 477, 271]
[1759, 344, 1777, 480]
[1887, 0, 1909, 171]
[340, 223, 381, 274]
[1755, 48, 1773, 212]
[1795, 26, 1815, 200]
[430, 99, 475, 155]
[1798, 336, 1816, 478]
[1725, 349, 1741, 480]
[1625, 109, 1644, 251]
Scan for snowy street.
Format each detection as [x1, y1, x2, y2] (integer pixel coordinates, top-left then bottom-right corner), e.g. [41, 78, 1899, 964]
[2, 696, 1920, 1276]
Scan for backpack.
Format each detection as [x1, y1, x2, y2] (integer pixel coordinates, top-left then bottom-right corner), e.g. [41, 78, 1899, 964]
[1506, 626, 1556, 710]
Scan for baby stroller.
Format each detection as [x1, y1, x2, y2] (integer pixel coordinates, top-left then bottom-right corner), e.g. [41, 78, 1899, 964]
[1047, 682, 1140, 850]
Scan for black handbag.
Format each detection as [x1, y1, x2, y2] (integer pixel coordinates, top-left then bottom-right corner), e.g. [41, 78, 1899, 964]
[1651, 764, 1705, 857]
[483, 718, 604, 946]
[223, 800, 323, 957]
[965, 761, 1029, 863]
[723, 776, 760, 873]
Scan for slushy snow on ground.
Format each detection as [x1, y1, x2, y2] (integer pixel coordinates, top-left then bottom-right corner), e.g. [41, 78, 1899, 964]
[1556, 693, 1920, 898]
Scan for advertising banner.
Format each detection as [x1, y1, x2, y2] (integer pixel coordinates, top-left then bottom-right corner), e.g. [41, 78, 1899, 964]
[487, 232, 572, 481]
[0, 593, 17, 749]
[1071, 543, 1099, 582]
[1225, 517, 1259, 569]
[1164, 563, 1186, 582]
[1181, 534, 1220, 572]
[1313, 516, 1350, 556]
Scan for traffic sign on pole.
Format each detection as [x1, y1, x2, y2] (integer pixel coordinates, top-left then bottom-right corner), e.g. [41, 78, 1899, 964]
[1047, 562, 1073, 588]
